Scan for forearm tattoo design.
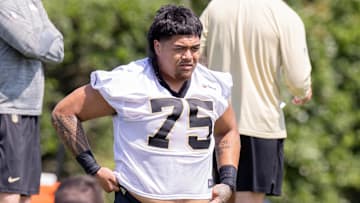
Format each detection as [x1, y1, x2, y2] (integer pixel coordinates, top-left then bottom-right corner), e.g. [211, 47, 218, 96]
[215, 139, 231, 158]
[52, 114, 91, 156]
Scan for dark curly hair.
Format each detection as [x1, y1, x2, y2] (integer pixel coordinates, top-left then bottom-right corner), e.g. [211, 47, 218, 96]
[147, 4, 202, 61]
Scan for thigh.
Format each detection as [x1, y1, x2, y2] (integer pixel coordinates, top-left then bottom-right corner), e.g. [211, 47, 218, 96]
[0, 193, 21, 203]
[0, 114, 41, 195]
[232, 192, 265, 203]
[236, 135, 284, 196]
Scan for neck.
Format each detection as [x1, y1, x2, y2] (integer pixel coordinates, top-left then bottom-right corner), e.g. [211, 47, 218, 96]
[151, 58, 186, 93]
[162, 75, 185, 93]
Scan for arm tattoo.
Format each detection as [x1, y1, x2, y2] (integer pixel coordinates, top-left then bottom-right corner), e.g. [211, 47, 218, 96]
[215, 139, 231, 158]
[52, 114, 91, 156]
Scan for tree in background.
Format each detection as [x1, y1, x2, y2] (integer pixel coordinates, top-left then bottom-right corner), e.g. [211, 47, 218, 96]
[274, 0, 360, 202]
[40, 0, 359, 202]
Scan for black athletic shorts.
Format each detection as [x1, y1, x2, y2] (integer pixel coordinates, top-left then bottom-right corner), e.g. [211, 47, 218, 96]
[213, 134, 284, 196]
[114, 186, 141, 203]
[0, 114, 41, 196]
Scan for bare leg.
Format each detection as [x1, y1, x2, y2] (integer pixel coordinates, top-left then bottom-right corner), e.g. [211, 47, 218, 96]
[20, 196, 31, 203]
[0, 193, 20, 203]
[229, 191, 265, 203]
[227, 192, 235, 202]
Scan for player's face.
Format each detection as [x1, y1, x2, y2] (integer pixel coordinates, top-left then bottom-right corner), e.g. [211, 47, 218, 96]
[154, 35, 200, 85]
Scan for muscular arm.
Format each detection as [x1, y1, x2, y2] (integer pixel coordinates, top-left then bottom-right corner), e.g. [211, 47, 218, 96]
[213, 104, 240, 169]
[51, 113, 89, 155]
[210, 104, 240, 203]
[51, 84, 115, 156]
[52, 84, 120, 192]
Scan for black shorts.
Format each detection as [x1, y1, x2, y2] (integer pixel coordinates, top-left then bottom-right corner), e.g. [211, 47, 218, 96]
[237, 135, 284, 195]
[0, 114, 41, 196]
[114, 186, 141, 203]
[213, 134, 284, 196]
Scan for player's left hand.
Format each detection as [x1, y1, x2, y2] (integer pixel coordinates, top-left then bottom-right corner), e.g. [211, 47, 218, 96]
[210, 183, 232, 203]
[95, 167, 120, 193]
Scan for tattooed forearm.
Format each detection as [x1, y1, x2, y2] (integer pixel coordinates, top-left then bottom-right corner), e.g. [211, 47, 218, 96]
[215, 139, 232, 157]
[52, 114, 91, 156]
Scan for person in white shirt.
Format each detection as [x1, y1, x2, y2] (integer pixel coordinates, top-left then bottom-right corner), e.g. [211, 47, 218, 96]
[200, 0, 312, 202]
[52, 4, 240, 203]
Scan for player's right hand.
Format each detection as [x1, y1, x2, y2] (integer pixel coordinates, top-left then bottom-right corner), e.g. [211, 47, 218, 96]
[95, 167, 120, 193]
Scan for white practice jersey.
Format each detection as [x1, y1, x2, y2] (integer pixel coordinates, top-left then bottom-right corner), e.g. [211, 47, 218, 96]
[90, 58, 232, 200]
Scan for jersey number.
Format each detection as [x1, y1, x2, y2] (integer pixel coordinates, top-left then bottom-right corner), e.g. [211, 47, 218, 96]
[148, 98, 213, 150]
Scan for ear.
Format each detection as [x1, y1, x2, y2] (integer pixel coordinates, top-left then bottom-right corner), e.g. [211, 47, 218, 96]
[154, 40, 161, 55]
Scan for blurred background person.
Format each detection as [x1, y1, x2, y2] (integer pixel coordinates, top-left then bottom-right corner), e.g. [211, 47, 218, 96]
[200, 0, 312, 202]
[0, 0, 64, 202]
[55, 175, 104, 203]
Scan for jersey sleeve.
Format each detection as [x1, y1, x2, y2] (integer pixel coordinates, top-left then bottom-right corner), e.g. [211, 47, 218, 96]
[278, 5, 312, 98]
[213, 71, 233, 117]
[198, 64, 233, 117]
[90, 66, 143, 112]
[90, 69, 123, 109]
[212, 71, 233, 100]
[90, 60, 150, 115]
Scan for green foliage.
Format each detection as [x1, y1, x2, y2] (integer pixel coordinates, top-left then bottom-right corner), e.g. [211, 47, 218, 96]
[40, 0, 359, 202]
[269, 0, 360, 202]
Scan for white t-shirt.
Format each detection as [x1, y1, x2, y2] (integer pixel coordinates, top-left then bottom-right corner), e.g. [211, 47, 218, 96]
[90, 58, 232, 200]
